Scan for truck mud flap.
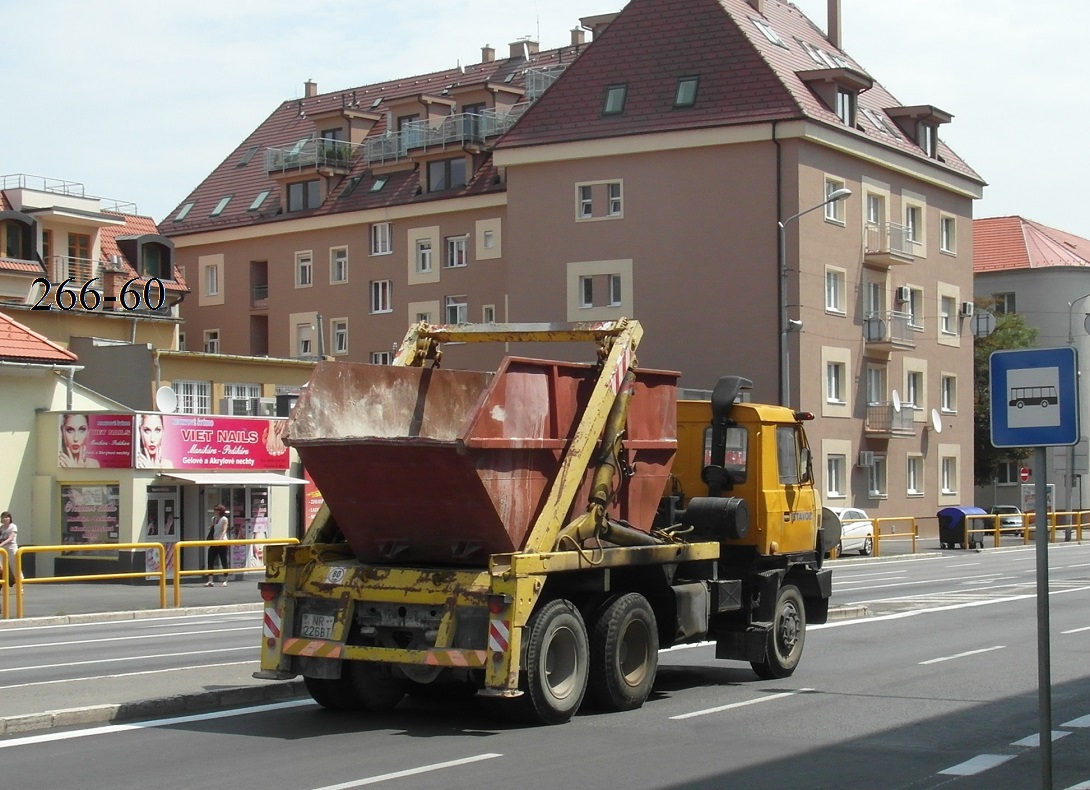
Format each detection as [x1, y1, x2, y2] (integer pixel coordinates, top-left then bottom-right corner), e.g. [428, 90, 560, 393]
[715, 626, 769, 663]
[789, 568, 833, 625]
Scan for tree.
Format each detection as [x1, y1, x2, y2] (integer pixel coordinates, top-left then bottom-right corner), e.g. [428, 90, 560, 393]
[973, 307, 1039, 487]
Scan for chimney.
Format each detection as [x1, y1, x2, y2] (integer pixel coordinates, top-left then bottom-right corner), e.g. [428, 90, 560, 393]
[509, 39, 539, 59]
[746, 0, 764, 12]
[481, 44, 495, 63]
[304, 80, 318, 98]
[571, 27, 586, 47]
[827, 0, 842, 49]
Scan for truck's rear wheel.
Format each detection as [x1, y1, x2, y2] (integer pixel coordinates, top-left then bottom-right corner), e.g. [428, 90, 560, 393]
[349, 663, 406, 712]
[517, 598, 589, 725]
[751, 584, 805, 680]
[304, 674, 358, 710]
[588, 593, 658, 711]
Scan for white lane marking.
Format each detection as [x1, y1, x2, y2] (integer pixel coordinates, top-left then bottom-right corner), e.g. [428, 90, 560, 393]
[835, 572, 1008, 592]
[1062, 715, 1090, 728]
[0, 646, 254, 674]
[939, 754, 1016, 776]
[669, 688, 812, 720]
[1062, 626, 1090, 634]
[919, 646, 1005, 665]
[0, 625, 259, 651]
[1061, 781, 1090, 789]
[309, 754, 503, 790]
[817, 583, 1090, 629]
[0, 699, 314, 749]
[1063, 562, 1090, 569]
[0, 659, 259, 691]
[1011, 730, 1070, 747]
[947, 562, 981, 568]
[0, 612, 258, 634]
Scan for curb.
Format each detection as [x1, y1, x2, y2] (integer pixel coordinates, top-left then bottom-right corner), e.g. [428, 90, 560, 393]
[0, 678, 307, 737]
[0, 603, 263, 630]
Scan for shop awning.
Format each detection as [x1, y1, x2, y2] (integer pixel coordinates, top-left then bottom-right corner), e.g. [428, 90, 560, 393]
[160, 472, 308, 486]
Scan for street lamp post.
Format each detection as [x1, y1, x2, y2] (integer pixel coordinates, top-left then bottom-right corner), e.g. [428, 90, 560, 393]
[1066, 291, 1090, 514]
[778, 187, 852, 407]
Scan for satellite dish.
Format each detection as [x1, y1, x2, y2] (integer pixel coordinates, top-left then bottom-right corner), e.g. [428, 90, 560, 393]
[155, 386, 178, 413]
[931, 408, 943, 433]
[891, 390, 902, 413]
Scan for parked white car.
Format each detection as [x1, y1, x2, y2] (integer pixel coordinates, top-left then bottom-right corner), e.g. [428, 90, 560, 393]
[988, 505, 1024, 531]
[828, 507, 874, 557]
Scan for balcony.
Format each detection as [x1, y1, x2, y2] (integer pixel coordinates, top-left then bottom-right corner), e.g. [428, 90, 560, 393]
[865, 402, 916, 437]
[362, 104, 531, 167]
[251, 284, 268, 310]
[864, 222, 916, 267]
[47, 255, 99, 285]
[264, 138, 358, 175]
[863, 310, 915, 352]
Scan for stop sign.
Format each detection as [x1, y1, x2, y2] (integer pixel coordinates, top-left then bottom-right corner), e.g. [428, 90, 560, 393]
[1019, 467, 1031, 482]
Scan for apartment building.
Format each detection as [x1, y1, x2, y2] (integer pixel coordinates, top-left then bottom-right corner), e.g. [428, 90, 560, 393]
[973, 216, 1090, 515]
[164, 0, 985, 524]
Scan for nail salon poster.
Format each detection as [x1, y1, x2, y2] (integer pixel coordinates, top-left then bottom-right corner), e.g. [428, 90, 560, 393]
[134, 414, 290, 470]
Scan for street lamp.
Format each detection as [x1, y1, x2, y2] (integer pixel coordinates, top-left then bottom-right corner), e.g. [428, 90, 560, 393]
[1066, 291, 1090, 514]
[778, 187, 852, 407]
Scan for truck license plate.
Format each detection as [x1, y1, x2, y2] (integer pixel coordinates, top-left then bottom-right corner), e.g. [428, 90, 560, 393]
[300, 613, 335, 640]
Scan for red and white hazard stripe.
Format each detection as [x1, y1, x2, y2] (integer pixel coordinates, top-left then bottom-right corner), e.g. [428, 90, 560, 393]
[262, 605, 281, 640]
[488, 619, 511, 654]
[609, 343, 633, 394]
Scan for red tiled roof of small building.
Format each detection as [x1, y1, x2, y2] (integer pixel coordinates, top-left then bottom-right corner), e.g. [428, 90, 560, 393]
[0, 310, 78, 363]
[975, 216, 1090, 272]
[497, 0, 980, 182]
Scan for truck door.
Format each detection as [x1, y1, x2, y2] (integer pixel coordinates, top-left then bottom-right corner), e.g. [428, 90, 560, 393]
[773, 424, 818, 554]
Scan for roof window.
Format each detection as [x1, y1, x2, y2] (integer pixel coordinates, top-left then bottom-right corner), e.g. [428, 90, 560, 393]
[249, 190, 271, 211]
[210, 196, 232, 217]
[236, 146, 259, 168]
[173, 202, 195, 222]
[603, 84, 627, 115]
[370, 177, 389, 192]
[674, 77, 699, 108]
[751, 18, 787, 48]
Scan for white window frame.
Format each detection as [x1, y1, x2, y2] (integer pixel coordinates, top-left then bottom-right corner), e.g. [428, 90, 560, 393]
[866, 365, 886, 406]
[203, 329, 220, 354]
[205, 264, 219, 296]
[607, 182, 623, 217]
[174, 380, 211, 415]
[224, 383, 260, 401]
[940, 296, 956, 335]
[482, 304, 496, 323]
[370, 280, 392, 313]
[835, 88, 856, 126]
[824, 178, 847, 223]
[825, 267, 845, 314]
[940, 215, 956, 254]
[295, 252, 313, 288]
[579, 276, 594, 308]
[826, 362, 845, 404]
[578, 185, 593, 219]
[826, 454, 846, 498]
[905, 370, 923, 410]
[868, 455, 887, 498]
[415, 239, 433, 273]
[371, 222, 392, 255]
[330, 247, 348, 284]
[941, 457, 957, 494]
[608, 274, 622, 307]
[907, 455, 924, 496]
[370, 351, 393, 365]
[445, 294, 468, 324]
[941, 375, 957, 413]
[908, 287, 924, 329]
[482, 229, 495, 249]
[905, 204, 922, 246]
[331, 318, 348, 354]
[445, 235, 468, 268]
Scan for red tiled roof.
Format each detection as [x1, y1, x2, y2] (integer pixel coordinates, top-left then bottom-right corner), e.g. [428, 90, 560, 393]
[0, 257, 46, 275]
[101, 213, 189, 293]
[161, 46, 579, 236]
[0, 311, 78, 363]
[496, 0, 980, 182]
[974, 216, 1090, 272]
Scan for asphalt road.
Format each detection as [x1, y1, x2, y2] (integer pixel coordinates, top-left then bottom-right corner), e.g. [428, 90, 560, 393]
[3, 544, 1090, 788]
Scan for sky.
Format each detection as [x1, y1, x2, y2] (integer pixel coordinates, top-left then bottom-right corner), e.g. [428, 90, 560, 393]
[4, 0, 1088, 239]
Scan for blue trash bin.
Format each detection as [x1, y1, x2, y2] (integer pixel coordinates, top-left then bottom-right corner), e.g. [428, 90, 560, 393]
[937, 506, 987, 550]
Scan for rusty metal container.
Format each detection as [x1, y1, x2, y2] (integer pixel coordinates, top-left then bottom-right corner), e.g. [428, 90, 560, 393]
[288, 357, 679, 565]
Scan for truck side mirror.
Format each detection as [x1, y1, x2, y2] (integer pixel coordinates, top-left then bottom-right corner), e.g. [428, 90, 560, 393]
[799, 447, 813, 485]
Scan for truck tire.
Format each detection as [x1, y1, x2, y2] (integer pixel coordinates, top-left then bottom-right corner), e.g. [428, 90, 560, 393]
[304, 674, 359, 710]
[751, 584, 806, 680]
[517, 598, 589, 725]
[588, 593, 658, 712]
[349, 663, 406, 712]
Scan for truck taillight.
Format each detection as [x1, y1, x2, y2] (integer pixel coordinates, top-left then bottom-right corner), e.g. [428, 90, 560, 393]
[793, 411, 815, 421]
[487, 594, 512, 614]
[258, 582, 282, 602]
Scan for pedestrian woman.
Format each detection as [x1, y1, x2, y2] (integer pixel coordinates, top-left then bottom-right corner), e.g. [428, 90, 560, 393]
[205, 504, 230, 587]
[0, 511, 18, 583]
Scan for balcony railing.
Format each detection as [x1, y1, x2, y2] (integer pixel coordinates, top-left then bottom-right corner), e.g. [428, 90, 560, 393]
[525, 66, 565, 100]
[865, 402, 916, 436]
[863, 310, 915, 350]
[48, 255, 99, 285]
[362, 104, 531, 166]
[864, 221, 916, 266]
[264, 138, 358, 175]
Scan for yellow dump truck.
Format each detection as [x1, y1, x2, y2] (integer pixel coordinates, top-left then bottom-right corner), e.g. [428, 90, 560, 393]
[255, 320, 834, 724]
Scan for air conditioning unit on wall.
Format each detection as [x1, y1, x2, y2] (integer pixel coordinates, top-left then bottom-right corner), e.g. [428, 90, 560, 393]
[219, 398, 252, 416]
[250, 397, 278, 417]
[857, 450, 876, 468]
[960, 301, 975, 317]
[895, 286, 911, 302]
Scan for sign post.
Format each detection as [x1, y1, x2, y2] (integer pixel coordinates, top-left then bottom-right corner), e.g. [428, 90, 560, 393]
[990, 346, 1080, 789]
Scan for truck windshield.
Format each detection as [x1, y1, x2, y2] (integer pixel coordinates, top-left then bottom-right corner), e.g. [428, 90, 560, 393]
[777, 425, 799, 485]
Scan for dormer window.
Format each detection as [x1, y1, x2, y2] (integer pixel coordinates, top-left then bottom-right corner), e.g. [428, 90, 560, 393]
[835, 88, 856, 126]
[142, 243, 173, 280]
[797, 67, 873, 129]
[918, 122, 937, 157]
[603, 84, 627, 115]
[427, 158, 467, 193]
[886, 105, 952, 159]
[674, 76, 699, 108]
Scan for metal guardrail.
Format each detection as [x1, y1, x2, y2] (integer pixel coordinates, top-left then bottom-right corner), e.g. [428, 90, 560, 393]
[0, 538, 298, 619]
[836, 516, 917, 558]
[964, 511, 1088, 548]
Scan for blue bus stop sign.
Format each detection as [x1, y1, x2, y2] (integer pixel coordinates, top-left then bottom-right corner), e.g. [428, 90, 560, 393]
[990, 347, 1079, 448]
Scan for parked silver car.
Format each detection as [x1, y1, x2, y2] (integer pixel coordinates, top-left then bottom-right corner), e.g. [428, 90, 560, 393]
[827, 507, 874, 557]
